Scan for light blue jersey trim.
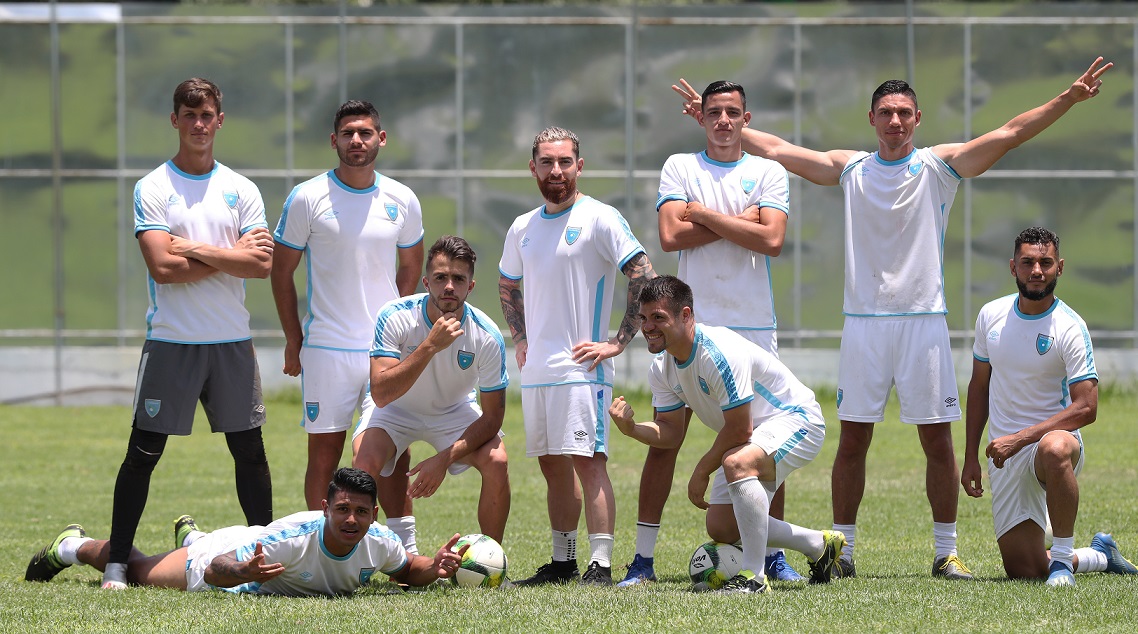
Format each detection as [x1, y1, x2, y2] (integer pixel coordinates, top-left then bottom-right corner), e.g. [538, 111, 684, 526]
[700, 150, 745, 168]
[1013, 297, 1060, 320]
[594, 385, 607, 453]
[540, 202, 574, 219]
[146, 336, 252, 345]
[772, 427, 810, 463]
[839, 154, 872, 183]
[723, 396, 754, 412]
[759, 202, 790, 215]
[1068, 373, 1098, 385]
[726, 326, 777, 332]
[397, 233, 425, 249]
[373, 297, 420, 351]
[656, 402, 686, 413]
[753, 381, 811, 423]
[593, 276, 606, 385]
[317, 522, 359, 561]
[479, 384, 508, 393]
[973, 353, 990, 363]
[843, 310, 948, 317]
[697, 326, 743, 405]
[520, 379, 614, 388]
[166, 159, 217, 180]
[276, 238, 305, 251]
[874, 149, 917, 167]
[305, 344, 369, 353]
[655, 194, 687, 210]
[302, 247, 316, 342]
[276, 173, 324, 242]
[329, 169, 378, 194]
[239, 222, 268, 235]
[618, 248, 645, 272]
[930, 152, 963, 181]
[498, 268, 522, 281]
[145, 277, 159, 338]
[469, 306, 510, 389]
[237, 516, 323, 562]
[370, 350, 401, 359]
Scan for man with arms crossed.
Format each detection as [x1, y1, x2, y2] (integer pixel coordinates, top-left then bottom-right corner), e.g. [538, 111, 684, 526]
[962, 227, 1137, 586]
[611, 275, 844, 594]
[499, 127, 658, 586]
[353, 235, 510, 544]
[27, 468, 467, 595]
[104, 77, 275, 590]
[621, 80, 800, 587]
[272, 100, 424, 550]
[674, 55, 1112, 579]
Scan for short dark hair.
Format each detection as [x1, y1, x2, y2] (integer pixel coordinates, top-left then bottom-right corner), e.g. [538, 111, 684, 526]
[871, 79, 918, 111]
[327, 467, 378, 505]
[427, 235, 477, 274]
[1014, 226, 1060, 256]
[638, 275, 694, 316]
[173, 78, 222, 114]
[532, 126, 579, 160]
[334, 100, 382, 133]
[702, 80, 746, 111]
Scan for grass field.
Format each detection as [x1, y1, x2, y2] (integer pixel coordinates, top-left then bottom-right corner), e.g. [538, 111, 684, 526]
[2, 388, 1137, 633]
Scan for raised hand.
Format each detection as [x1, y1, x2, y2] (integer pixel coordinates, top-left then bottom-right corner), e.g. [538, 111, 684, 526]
[671, 78, 702, 120]
[1067, 56, 1112, 103]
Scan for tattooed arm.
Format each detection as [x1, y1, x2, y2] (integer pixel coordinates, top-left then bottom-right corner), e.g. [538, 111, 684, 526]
[572, 252, 658, 371]
[499, 275, 528, 369]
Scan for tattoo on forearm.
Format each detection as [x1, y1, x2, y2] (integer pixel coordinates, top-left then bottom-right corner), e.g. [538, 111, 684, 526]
[498, 278, 527, 343]
[618, 254, 658, 345]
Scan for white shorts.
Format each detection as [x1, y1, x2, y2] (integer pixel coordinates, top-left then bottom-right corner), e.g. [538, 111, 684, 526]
[709, 410, 826, 504]
[836, 315, 960, 424]
[521, 383, 611, 457]
[731, 329, 778, 357]
[353, 402, 501, 477]
[184, 525, 261, 592]
[990, 431, 1084, 540]
[299, 347, 375, 433]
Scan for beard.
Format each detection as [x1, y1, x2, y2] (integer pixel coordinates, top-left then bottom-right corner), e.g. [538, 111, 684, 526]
[337, 143, 379, 168]
[1016, 276, 1058, 301]
[537, 175, 576, 205]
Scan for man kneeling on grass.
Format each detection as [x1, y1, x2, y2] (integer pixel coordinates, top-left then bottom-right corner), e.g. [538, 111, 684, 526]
[25, 468, 466, 596]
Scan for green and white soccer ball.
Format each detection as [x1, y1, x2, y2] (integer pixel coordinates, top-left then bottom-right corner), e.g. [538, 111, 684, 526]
[450, 533, 508, 588]
[689, 541, 743, 590]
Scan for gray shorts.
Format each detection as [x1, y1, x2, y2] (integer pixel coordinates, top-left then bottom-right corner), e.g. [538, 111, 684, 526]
[132, 339, 266, 435]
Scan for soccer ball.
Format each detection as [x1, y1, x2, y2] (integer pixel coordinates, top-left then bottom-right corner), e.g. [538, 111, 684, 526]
[689, 541, 743, 590]
[450, 533, 508, 588]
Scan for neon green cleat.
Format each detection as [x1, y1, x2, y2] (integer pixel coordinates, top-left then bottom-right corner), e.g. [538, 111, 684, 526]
[932, 554, 974, 580]
[808, 530, 847, 584]
[25, 524, 86, 582]
[174, 514, 200, 549]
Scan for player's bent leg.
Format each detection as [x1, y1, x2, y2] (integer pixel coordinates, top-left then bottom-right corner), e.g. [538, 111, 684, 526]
[764, 483, 805, 581]
[467, 436, 511, 544]
[706, 504, 741, 544]
[351, 428, 398, 482]
[997, 520, 1051, 580]
[377, 450, 414, 519]
[305, 431, 348, 511]
[1034, 431, 1081, 541]
[831, 421, 873, 525]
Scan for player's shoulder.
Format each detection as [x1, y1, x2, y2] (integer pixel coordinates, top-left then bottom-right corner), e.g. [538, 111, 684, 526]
[508, 206, 543, 231]
[1052, 298, 1091, 330]
[377, 293, 426, 322]
[212, 162, 261, 192]
[258, 511, 324, 543]
[375, 172, 418, 200]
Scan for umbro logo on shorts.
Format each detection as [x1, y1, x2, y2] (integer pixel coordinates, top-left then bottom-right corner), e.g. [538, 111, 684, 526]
[944, 397, 958, 408]
[574, 430, 587, 439]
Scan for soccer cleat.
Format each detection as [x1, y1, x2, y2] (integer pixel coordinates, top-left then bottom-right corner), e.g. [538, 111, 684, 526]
[835, 557, 857, 579]
[765, 550, 806, 582]
[580, 561, 613, 586]
[716, 569, 769, 594]
[1091, 532, 1138, 575]
[25, 524, 86, 582]
[932, 554, 974, 580]
[513, 559, 579, 586]
[616, 554, 656, 588]
[1045, 560, 1076, 587]
[174, 514, 199, 549]
[807, 530, 846, 584]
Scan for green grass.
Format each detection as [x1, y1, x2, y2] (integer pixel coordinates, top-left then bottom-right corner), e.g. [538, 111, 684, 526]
[2, 388, 1137, 633]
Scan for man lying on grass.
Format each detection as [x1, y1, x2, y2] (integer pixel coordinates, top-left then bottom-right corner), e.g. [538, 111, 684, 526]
[25, 467, 466, 596]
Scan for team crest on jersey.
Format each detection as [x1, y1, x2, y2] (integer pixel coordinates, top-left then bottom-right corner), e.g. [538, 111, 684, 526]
[222, 190, 239, 209]
[565, 227, 582, 245]
[741, 178, 757, 194]
[306, 401, 320, 422]
[144, 399, 161, 418]
[1036, 333, 1054, 355]
[457, 350, 475, 370]
[698, 377, 710, 395]
[384, 203, 399, 220]
[359, 567, 376, 585]
[908, 162, 924, 176]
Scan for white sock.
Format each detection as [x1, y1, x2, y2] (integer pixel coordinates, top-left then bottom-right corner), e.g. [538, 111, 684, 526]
[387, 516, 418, 555]
[58, 536, 91, 566]
[932, 521, 958, 559]
[1074, 547, 1107, 573]
[1051, 536, 1076, 571]
[727, 476, 770, 580]
[182, 530, 206, 548]
[768, 518, 824, 561]
[553, 529, 577, 562]
[635, 522, 660, 559]
[102, 562, 128, 586]
[588, 533, 614, 568]
[833, 523, 856, 561]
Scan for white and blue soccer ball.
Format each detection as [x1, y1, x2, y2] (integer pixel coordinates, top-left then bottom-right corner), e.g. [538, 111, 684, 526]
[689, 541, 744, 590]
[450, 533, 508, 588]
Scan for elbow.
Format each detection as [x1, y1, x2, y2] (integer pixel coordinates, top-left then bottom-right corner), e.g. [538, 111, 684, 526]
[659, 235, 682, 253]
[766, 239, 784, 257]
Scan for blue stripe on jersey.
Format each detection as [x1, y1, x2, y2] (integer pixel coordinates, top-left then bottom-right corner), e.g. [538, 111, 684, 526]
[520, 379, 614, 388]
[275, 179, 308, 242]
[368, 524, 408, 575]
[772, 427, 810, 464]
[594, 386, 606, 453]
[397, 232, 424, 249]
[239, 222, 267, 235]
[843, 310, 948, 317]
[147, 336, 251, 345]
[498, 267, 522, 281]
[930, 152, 963, 181]
[593, 276, 606, 385]
[939, 203, 947, 285]
[132, 181, 146, 228]
[306, 344, 368, 353]
[657, 402, 686, 413]
[656, 194, 687, 210]
[699, 150, 745, 168]
[318, 522, 358, 561]
[873, 149, 917, 167]
[166, 159, 217, 180]
[302, 246, 316, 342]
[697, 328, 743, 406]
[1060, 302, 1097, 375]
[373, 297, 420, 353]
[1013, 297, 1060, 320]
[765, 254, 778, 329]
[540, 203, 572, 219]
[329, 169, 378, 194]
[1060, 376, 1070, 408]
[468, 306, 510, 388]
[973, 353, 990, 363]
[145, 277, 158, 338]
[609, 206, 640, 243]
[753, 381, 810, 422]
[237, 516, 323, 561]
[839, 153, 871, 184]
[759, 201, 790, 215]
[618, 248, 644, 272]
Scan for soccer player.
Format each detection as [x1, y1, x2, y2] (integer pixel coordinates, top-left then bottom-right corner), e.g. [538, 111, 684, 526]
[352, 235, 510, 543]
[499, 126, 658, 586]
[26, 468, 467, 596]
[610, 275, 845, 594]
[620, 80, 800, 588]
[962, 227, 1138, 586]
[103, 77, 274, 590]
[272, 100, 424, 539]
[673, 55, 1112, 579]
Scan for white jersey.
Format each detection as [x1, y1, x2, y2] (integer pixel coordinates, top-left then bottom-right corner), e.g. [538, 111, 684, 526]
[972, 294, 1097, 441]
[225, 511, 408, 597]
[133, 160, 267, 344]
[499, 195, 645, 387]
[657, 151, 789, 331]
[371, 294, 509, 418]
[839, 147, 961, 316]
[274, 170, 424, 351]
[649, 324, 823, 432]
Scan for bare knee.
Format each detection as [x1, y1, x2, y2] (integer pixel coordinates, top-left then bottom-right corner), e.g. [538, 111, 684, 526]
[1036, 432, 1079, 474]
[836, 422, 874, 458]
